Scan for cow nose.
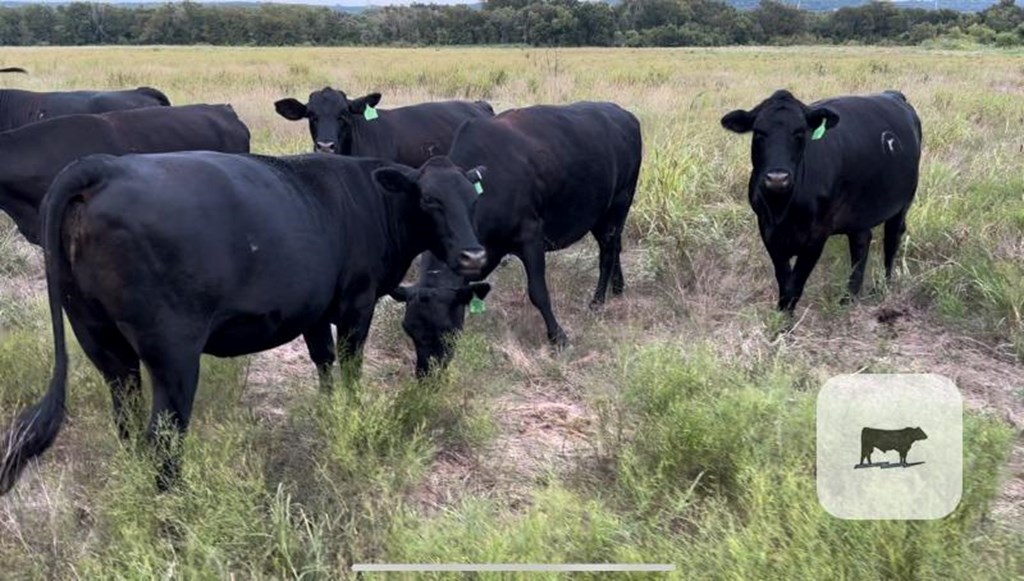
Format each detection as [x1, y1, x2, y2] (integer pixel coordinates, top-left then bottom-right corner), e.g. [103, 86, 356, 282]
[458, 249, 487, 272]
[316, 141, 336, 153]
[764, 170, 792, 191]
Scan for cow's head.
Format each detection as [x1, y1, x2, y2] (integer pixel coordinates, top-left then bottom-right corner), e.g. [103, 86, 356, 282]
[912, 427, 928, 441]
[391, 272, 491, 378]
[274, 87, 381, 154]
[721, 89, 839, 196]
[373, 157, 487, 279]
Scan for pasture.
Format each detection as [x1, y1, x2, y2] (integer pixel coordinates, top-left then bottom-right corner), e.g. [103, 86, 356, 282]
[0, 45, 1022, 577]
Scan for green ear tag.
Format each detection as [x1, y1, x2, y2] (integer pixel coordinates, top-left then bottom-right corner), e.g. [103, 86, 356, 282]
[811, 118, 827, 140]
[469, 296, 486, 314]
[363, 105, 379, 121]
[474, 181, 484, 195]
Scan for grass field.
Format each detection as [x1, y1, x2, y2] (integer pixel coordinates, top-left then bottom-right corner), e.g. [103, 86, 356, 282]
[0, 45, 1022, 578]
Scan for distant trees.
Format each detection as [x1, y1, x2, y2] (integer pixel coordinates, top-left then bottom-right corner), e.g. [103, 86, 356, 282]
[0, 0, 1021, 48]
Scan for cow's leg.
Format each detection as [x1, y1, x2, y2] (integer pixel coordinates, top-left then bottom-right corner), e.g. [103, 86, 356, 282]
[335, 301, 375, 392]
[611, 254, 626, 297]
[769, 249, 794, 311]
[69, 317, 143, 441]
[517, 238, 568, 349]
[589, 221, 617, 309]
[779, 241, 826, 312]
[845, 229, 873, 301]
[140, 342, 202, 492]
[883, 209, 908, 280]
[600, 188, 634, 302]
[302, 318, 335, 392]
[612, 178, 638, 297]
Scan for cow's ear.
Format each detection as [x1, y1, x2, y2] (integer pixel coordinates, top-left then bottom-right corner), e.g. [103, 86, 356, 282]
[455, 282, 490, 304]
[464, 165, 486, 184]
[373, 165, 419, 195]
[390, 285, 412, 303]
[349, 93, 383, 114]
[274, 98, 308, 121]
[470, 281, 491, 300]
[720, 109, 754, 133]
[806, 107, 840, 131]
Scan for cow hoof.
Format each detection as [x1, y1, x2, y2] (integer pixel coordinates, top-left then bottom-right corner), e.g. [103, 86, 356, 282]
[588, 298, 605, 311]
[549, 332, 570, 351]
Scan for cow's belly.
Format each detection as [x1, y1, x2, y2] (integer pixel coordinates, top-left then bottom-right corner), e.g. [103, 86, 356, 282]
[204, 307, 325, 357]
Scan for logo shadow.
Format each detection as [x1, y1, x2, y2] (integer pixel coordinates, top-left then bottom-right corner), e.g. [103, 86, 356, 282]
[853, 461, 925, 470]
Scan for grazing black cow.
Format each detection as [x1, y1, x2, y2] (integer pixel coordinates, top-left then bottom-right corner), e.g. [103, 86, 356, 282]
[274, 86, 493, 158]
[390, 252, 491, 377]
[0, 151, 486, 495]
[859, 426, 927, 466]
[0, 86, 170, 131]
[721, 89, 922, 312]
[395, 102, 642, 365]
[0, 103, 250, 245]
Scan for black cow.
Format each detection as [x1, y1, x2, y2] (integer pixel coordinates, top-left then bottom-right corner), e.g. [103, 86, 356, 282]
[394, 102, 642, 372]
[275, 87, 495, 376]
[0, 86, 170, 131]
[391, 252, 491, 377]
[0, 151, 486, 495]
[274, 86, 493, 158]
[721, 89, 922, 312]
[0, 67, 27, 74]
[859, 426, 927, 466]
[0, 104, 250, 245]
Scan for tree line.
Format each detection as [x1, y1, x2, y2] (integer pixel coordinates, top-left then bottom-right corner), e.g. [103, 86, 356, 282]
[0, 0, 1022, 48]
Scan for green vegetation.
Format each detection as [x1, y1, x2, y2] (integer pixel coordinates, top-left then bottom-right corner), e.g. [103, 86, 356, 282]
[0, 46, 1021, 577]
[1, 0, 1024, 48]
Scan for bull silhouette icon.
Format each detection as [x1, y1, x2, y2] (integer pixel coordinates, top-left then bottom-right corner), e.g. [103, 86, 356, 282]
[855, 426, 927, 469]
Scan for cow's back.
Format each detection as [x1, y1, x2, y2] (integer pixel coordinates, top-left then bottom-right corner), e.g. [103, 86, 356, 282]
[0, 87, 170, 131]
[355, 100, 493, 167]
[453, 102, 641, 248]
[102, 104, 251, 153]
[803, 92, 921, 231]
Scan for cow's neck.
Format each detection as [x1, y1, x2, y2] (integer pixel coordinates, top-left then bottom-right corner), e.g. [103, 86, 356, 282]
[348, 114, 391, 159]
[759, 160, 818, 249]
[378, 193, 431, 295]
[338, 130, 354, 156]
[0, 131, 54, 245]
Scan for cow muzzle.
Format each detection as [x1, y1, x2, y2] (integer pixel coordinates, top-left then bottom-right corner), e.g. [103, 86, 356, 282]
[457, 249, 487, 276]
[315, 141, 337, 154]
[763, 170, 792, 193]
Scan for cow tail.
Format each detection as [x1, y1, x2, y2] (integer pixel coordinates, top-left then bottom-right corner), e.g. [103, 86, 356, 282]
[0, 157, 109, 496]
[136, 86, 171, 106]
